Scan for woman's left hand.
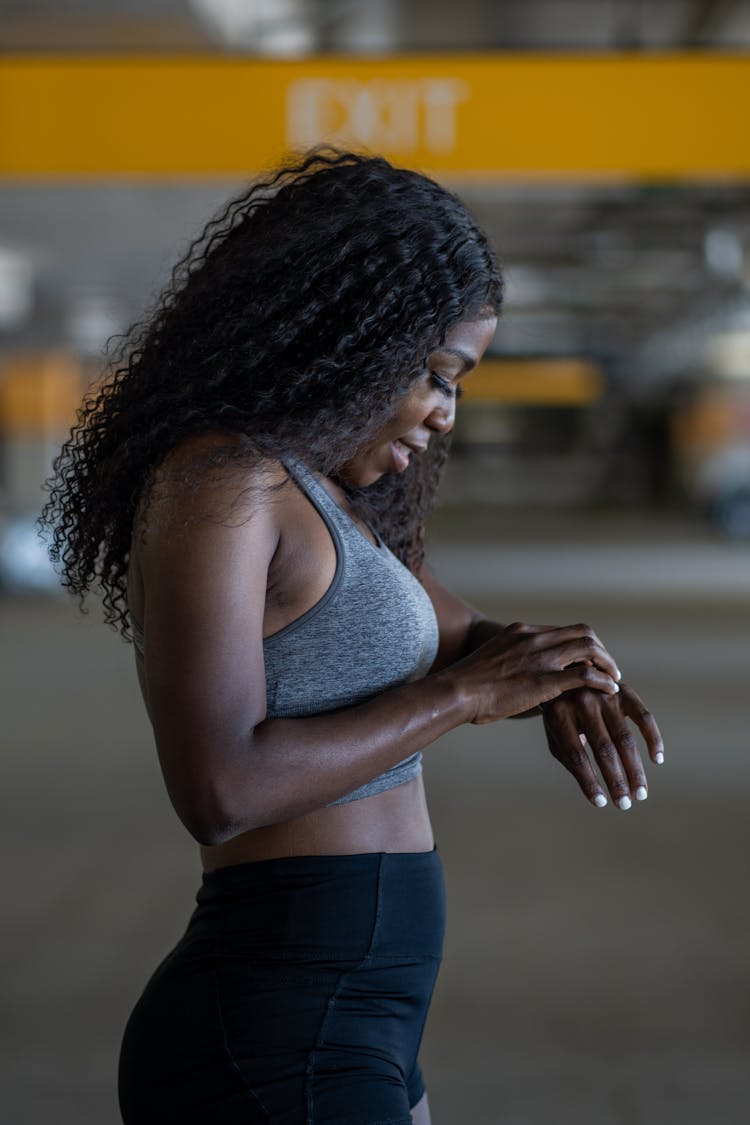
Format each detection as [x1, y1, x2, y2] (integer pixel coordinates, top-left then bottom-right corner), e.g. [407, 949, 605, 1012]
[540, 682, 664, 809]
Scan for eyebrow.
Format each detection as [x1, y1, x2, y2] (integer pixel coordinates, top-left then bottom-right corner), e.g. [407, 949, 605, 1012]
[436, 347, 478, 372]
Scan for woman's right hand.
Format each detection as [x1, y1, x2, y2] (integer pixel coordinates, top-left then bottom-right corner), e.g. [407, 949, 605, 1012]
[448, 622, 621, 724]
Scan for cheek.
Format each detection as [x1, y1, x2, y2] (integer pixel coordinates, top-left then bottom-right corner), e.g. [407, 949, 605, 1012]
[371, 383, 434, 445]
[390, 391, 432, 430]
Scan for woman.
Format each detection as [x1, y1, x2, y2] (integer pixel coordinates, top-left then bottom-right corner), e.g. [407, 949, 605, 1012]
[42, 150, 663, 1124]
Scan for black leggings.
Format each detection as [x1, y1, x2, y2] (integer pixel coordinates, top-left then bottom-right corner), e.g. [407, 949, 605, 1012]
[118, 847, 446, 1124]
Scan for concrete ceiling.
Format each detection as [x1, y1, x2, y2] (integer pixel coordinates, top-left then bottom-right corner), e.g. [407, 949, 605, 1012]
[1, 178, 747, 385]
[0, 0, 749, 51]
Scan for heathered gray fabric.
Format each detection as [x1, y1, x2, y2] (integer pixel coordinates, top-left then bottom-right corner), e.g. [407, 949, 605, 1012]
[130, 456, 439, 807]
[265, 457, 439, 805]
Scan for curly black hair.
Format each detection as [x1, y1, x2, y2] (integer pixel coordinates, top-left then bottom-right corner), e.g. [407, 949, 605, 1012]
[41, 148, 503, 636]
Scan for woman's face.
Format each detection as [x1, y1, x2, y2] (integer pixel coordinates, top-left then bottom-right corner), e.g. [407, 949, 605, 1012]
[338, 315, 497, 488]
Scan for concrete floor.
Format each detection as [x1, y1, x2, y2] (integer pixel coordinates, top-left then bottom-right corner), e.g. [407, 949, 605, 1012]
[3, 519, 750, 1124]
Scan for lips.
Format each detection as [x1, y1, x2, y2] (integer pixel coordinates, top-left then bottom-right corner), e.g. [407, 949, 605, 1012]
[390, 438, 427, 473]
[390, 439, 411, 472]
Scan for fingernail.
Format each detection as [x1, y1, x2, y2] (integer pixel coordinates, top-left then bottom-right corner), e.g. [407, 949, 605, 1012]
[593, 793, 607, 808]
[655, 751, 664, 765]
[615, 666, 622, 681]
[618, 795, 632, 810]
[612, 682, 619, 693]
[635, 786, 648, 801]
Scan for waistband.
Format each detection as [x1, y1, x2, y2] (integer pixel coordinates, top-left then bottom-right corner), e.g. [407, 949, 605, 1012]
[189, 847, 445, 962]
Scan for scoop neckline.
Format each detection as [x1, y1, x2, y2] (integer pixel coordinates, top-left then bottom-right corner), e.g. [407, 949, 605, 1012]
[326, 490, 385, 552]
[292, 459, 384, 552]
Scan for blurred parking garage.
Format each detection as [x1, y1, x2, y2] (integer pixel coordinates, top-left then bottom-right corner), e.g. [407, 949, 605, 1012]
[2, 3, 750, 1124]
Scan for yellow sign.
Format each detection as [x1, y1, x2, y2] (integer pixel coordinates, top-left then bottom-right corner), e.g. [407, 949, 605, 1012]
[0, 352, 84, 435]
[0, 54, 748, 179]
[463, 358, 603, 405]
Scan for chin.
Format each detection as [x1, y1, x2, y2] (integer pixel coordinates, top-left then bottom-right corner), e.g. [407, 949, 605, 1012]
[338, 453, 390, 488]
[344, 468, 385, 489]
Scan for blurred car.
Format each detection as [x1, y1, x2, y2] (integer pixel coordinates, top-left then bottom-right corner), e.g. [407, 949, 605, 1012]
[697, 445, 750, 539]
[0, 512, 62, 593]
[672, 380, 750, 541]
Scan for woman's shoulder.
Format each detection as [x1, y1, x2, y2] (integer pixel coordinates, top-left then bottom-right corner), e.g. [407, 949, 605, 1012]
[147, 434, 290, 510]
[154, 431, 289, 487]
[138, 432, 293, 533]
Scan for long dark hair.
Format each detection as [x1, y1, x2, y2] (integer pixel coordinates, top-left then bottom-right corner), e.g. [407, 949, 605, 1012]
[41, 149, 503, 636]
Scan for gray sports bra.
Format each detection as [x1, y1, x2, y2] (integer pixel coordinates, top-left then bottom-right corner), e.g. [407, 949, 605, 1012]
[130, 455, 439, 807]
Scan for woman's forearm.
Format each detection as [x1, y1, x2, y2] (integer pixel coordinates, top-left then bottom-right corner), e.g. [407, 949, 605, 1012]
[189, 669, 472, 844]
[164, 616, 615, 844]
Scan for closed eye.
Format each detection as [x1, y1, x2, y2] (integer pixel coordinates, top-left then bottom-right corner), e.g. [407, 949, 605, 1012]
[431, 373, 462, 400]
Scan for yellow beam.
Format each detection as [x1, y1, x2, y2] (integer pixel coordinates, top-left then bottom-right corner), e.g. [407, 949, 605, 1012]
[0, 53, 748, 179]
[463, 358, 603, 405]
[0, 352, 84, 435]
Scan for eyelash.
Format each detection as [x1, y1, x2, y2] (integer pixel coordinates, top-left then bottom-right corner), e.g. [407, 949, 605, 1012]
[431, 373, 462, 400]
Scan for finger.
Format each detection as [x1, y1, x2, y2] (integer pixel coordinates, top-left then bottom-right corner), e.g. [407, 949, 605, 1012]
[536, 666, 619, 711]
[528, 623, 600, 646]
[531, 628, 621, 682]
[541, 657, 620, 693]
[578, 708, 633, 810]
[600, 695, 649, 802]
[504, 621, 562, 635]
[542, 706, 608, 808]
[618, 683, 664, 764]
[540, 642, 621, 687]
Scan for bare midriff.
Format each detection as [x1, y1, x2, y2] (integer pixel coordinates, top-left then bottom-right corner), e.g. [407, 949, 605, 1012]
[199, 775, 434, 871]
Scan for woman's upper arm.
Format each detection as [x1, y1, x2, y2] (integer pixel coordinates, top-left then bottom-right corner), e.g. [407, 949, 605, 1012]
[135, 461, 282, 837]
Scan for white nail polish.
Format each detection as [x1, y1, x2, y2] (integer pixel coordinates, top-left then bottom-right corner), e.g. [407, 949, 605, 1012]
[615, 667, 622, 681]
[655, 752, 664, 765]
[618, 795, 632, 811]
[593, 794, 607, 808]
[613, 683, 620, 693]
[635, 786, 648, 801]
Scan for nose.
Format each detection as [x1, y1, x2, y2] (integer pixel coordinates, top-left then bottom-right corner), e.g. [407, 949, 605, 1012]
[427, 396, 456, 434]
